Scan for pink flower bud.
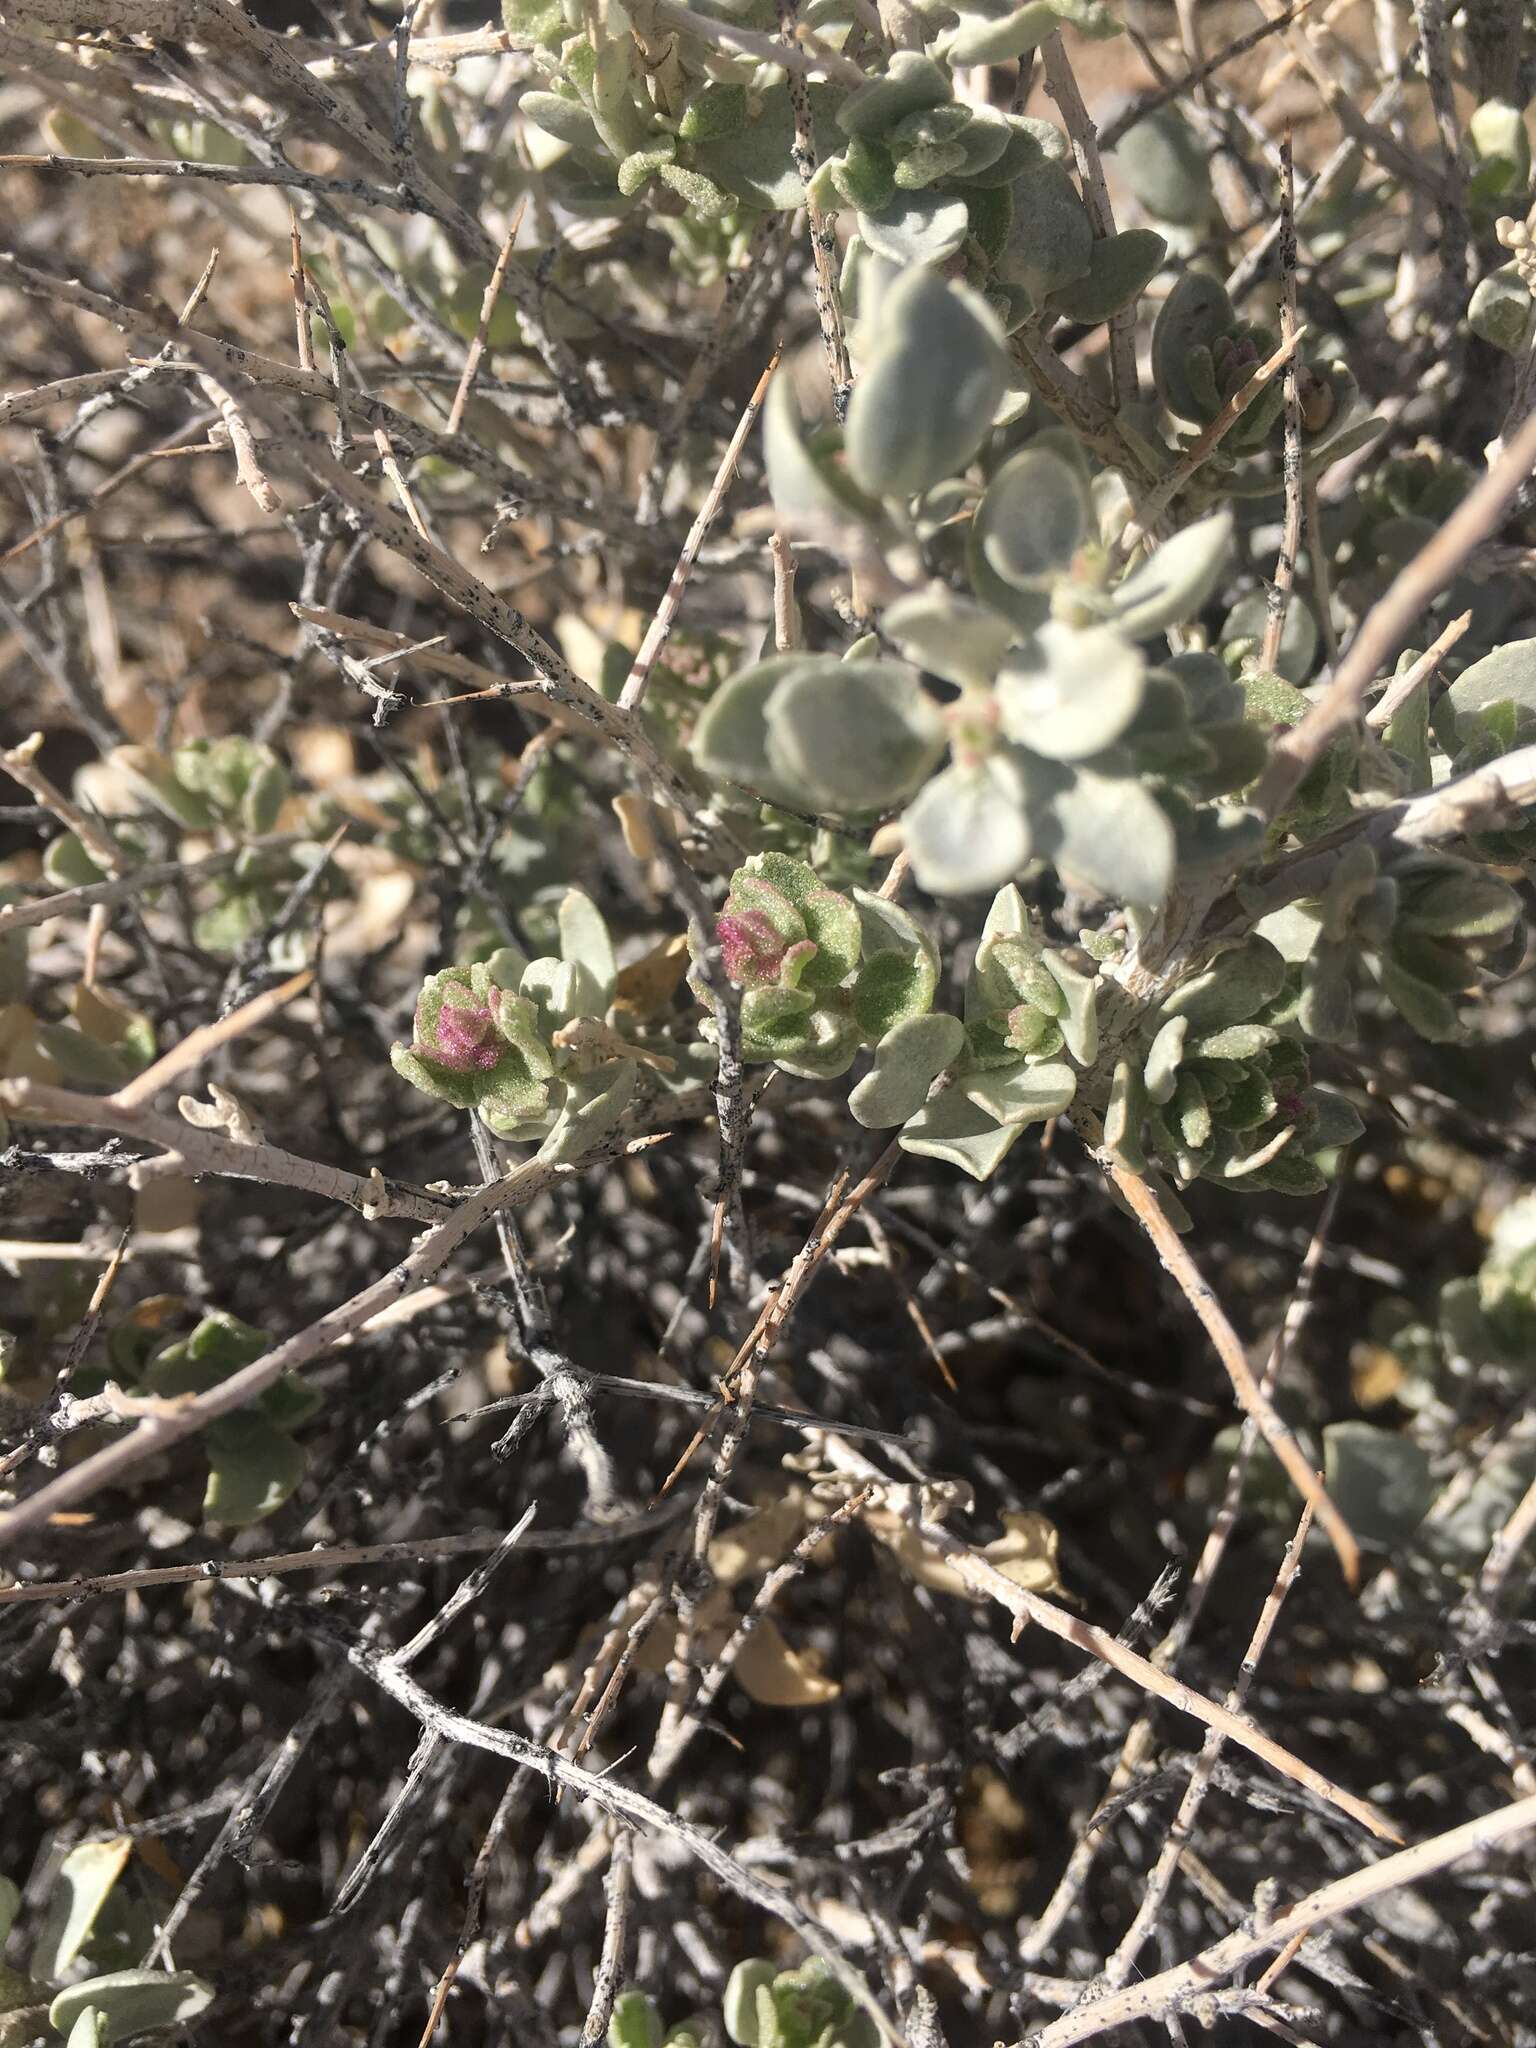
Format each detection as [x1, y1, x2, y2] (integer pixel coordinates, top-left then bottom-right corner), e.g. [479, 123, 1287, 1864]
[717, 909, 787, 989]
[425, 997, 501, 1073]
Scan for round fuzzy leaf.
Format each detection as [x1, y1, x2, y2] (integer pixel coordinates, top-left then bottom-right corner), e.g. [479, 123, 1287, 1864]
[521, 91, 602, 151]
[1446, 635, 1536, 725]
[1222, 588, 1318, 684]
[1047, 227, 1166, 324]
[968, 518, 1054, 635]
[743, 851, 862, 990]
[857, 189, 971, 266]
[849, 1011, 966, 1126]
[1113, 108, 1212, 226]
[837, 50, 950, 137]
[883, 588, 1014, 689]
[899, 1088, 1025, 1178]
[1049, 769, 1175, 905]
[764, 660, 945, 812]
[846, 268, 1008, 498]
[902, 757, 1033, 896]
[996, 160, 1093, 302]
[772, 1006, 862, 1080]
[1322, 1423, 1433, 1549]
[976, 446, 1090, 588]
[690, 656, 806, 805]
[1110, 512, 1233, 638]
[49, 1973, 214, 2047]
[998, 624, 1145, 761]
[692, 85, 838, 208]
[1041, 949, 1099, 1063]
[850, 935, 940, 1038]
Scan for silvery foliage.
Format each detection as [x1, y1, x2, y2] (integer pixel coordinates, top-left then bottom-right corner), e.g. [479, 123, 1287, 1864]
[606, 1953, 879, 2048]
[0, 1852, 213, 2045]
[445, 1, 1536, 1193]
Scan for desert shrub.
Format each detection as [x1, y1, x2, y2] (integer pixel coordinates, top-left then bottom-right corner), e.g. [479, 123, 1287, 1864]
[4, 2, 1536, 2044]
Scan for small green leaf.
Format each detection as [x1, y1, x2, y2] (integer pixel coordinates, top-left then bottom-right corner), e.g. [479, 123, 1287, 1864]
[608, 1990, 664, 2048]
[944, 1, 1067, 64]
[1375, 952, 1461, 1040]
[43, 833, 105, 889]
[678, 83, 748, 143]
[902, 757, 1033, 897]
[846, 268, 1009, 498]
[1187, 1022, 1279, 1060]
[558, 888, 617, 1012]
[528, 89, 606, 149]
[762, 376, 883, 548]
[1143, 1013, 1187, 1103]
[1104, 1056, 1147, 1169]
[204, 1416, 306, 1527]
[764, 660, 945, 813]
[63, 2008, 107, 2048]
[837, 51, 950, 136]
[692, 85, 837, 209]
[849, 900, 940, 1034]
[1395, 859, 1520, 939]
[49, 1972, 214, 2046]
[849, 1012, 966, 1126]
[691, 657, 806, 805]
[997, 160, 1093, 303]
[1151, 270, 1236, 422]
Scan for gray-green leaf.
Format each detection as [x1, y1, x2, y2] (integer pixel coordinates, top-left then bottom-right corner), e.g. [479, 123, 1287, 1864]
[899, 1088, 1026, 1178]
[998, 624, 1145, 760]
[49, 1972, 214, 2046]
[975, 445, 1090, 588]
[845, 268, 1008, 498]
[1049, 769, 1175, 905]
[1110, 512, 1233, 639]
[902, 757, 1033, 896]
[764, 660, 945, 812]
[849, 1012, 966, 1126]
